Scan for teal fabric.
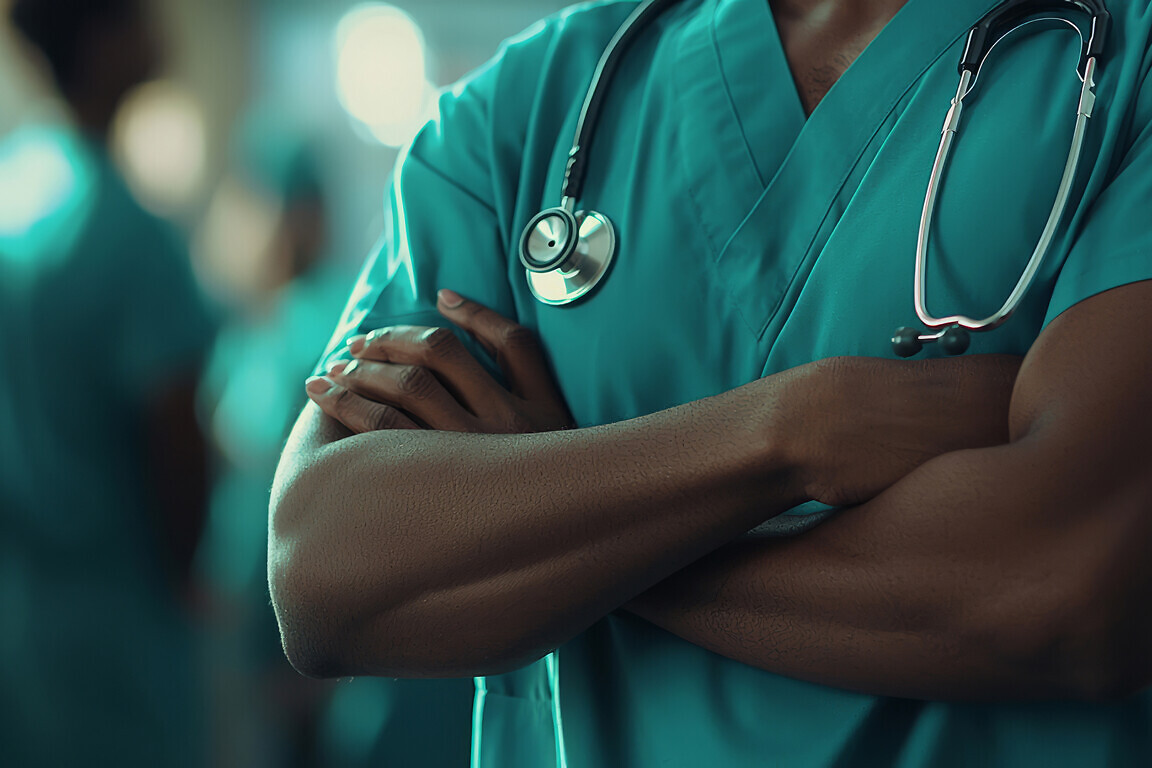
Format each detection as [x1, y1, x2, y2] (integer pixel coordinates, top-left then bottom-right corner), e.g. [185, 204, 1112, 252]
[319, 676, 475, 768]
[0, 125, 216, 767]
[315, 1, 1152, 765]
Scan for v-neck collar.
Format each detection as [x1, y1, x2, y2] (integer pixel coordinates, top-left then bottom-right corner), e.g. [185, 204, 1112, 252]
[716, 0, 1004, 193]
[672, 0, 1004, 335]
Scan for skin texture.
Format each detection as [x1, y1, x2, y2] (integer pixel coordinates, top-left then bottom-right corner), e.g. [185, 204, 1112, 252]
[769, 0, 912, 115]
[271, 292, 1021, 680]
[628, 281, 1152, 701]
[276, 281, 1152, 701]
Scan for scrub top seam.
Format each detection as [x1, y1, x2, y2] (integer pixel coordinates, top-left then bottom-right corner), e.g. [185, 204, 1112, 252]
[708, 0, 768, 188]
[406, 149, 500, 218]
[754, 27, 979, 345]
[666, 8, 735, 292]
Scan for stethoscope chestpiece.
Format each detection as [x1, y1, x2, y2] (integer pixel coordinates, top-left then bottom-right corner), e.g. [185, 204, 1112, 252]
[891, 325, 972, 358]
[518, 208, 617, 306]
[520, 207, 580, 272]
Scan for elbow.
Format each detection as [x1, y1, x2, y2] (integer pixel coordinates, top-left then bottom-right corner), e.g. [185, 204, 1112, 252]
[268, 505, 549, 679]
[267, 472, 361, 679]
[268, 539, 357, 679]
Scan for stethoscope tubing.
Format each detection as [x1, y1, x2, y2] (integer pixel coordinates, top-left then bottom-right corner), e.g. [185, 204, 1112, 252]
[515, 0, 1111, 356]
[913, 53, 1099, 333]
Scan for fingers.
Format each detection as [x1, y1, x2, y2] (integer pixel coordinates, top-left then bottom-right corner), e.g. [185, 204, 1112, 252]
[435, 289, 561, 402]
[347, 324, 509, 417]
[305, 375, 420, 434]
[327, 359, 477, 432]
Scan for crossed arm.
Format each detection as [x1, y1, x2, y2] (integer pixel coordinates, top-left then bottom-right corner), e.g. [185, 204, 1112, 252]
[269, 281, 1152, 701]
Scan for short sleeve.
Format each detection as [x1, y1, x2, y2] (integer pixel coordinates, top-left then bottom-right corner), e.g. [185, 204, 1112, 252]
[314, 41, 532, 378]
[1044, 63, 1152, 327]
[112, 212, 218, 398]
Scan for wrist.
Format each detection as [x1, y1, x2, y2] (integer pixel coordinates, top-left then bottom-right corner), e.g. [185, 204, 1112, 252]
[721, 377, 812, 514]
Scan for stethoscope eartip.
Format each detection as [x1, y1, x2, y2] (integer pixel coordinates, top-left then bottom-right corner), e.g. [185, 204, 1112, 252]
[891, 327, 924, 358]
[939, 325, 971, 356]
[891, 324, 972, 358]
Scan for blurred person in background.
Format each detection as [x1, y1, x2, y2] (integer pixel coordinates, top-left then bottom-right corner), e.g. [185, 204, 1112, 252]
[0, 0, 217, 765]
[196, 115, 345, 768]
[197, 110, 472, 768]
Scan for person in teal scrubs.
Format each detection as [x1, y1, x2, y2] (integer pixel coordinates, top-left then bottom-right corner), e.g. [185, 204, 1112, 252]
[1, 1, 216, 765]
[270, 1, 1152, 766]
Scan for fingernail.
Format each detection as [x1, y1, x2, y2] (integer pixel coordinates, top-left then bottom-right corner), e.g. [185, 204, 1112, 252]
[342, 360, 358, 376]
[347, 335, 367, 355]
[306, 376, 334, 395]
[438, 289, 465, 309]
[327, 361, 348, 377]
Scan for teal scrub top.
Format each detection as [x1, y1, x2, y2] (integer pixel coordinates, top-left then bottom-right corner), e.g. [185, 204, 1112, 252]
[0, 125, 216, 767]
[315, 1, 1152, 765]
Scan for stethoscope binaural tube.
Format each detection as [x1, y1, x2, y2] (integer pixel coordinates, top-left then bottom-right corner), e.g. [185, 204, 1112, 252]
[892, 0, 1110, 358]
[518, 0, 681, 306]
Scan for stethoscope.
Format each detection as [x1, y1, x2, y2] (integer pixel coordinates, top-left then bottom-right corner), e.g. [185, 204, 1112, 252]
[516, 0, 1111, 358]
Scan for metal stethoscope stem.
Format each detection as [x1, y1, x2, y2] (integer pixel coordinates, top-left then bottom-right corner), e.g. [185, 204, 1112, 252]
[893, 7, 1107, 357]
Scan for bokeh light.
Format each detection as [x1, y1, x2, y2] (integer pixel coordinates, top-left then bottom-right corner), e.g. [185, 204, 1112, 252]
[110, 79, 208, 214]
[0, 129, 76, 239]
[334, 3, 438, 147]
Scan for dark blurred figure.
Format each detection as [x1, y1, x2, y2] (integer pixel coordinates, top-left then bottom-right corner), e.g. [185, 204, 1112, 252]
[196, 116, 348, 768]
[0, 1, 216, 766]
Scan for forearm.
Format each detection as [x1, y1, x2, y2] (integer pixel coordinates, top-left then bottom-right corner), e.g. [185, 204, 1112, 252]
[269, 384, 803, 679]
[629, 437, 1152, 701]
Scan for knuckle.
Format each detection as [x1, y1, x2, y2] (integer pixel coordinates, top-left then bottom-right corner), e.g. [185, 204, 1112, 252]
[505, 410, 535, 434]
[364, 327, 395, 355]
[365, 403, 404, 431]
[497, 324, 539, 352]
[394, 365, 436, 399]
[420, 326, 462, 358]
[329, 385, 355, 413]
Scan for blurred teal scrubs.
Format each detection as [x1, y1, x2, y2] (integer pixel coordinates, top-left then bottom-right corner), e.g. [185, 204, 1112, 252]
[0, 125, 216, 767]
[316, 0, 1152, 765]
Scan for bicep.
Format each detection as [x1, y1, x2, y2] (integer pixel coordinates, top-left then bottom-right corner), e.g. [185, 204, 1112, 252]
[1007, 279, 1152, 505]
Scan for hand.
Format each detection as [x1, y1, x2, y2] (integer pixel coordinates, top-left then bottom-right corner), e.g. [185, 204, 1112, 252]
[305, 290, 573, 435]
[774, 354, 1022, 507]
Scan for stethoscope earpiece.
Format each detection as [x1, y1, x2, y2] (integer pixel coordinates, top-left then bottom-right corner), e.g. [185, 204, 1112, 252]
[939, 325, 971, 356]
[891, 327, 925, 358]
[891, 324, 972, 358]
[893, 0, 1107, 357]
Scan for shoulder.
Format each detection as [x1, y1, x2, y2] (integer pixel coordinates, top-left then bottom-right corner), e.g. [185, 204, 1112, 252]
[406, 1, 701, 220]
[487, 1, 643, 82]
[423, 1, 643, 150]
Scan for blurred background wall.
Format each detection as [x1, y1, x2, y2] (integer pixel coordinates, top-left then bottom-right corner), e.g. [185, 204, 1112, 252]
[4, 0, 570, 266]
